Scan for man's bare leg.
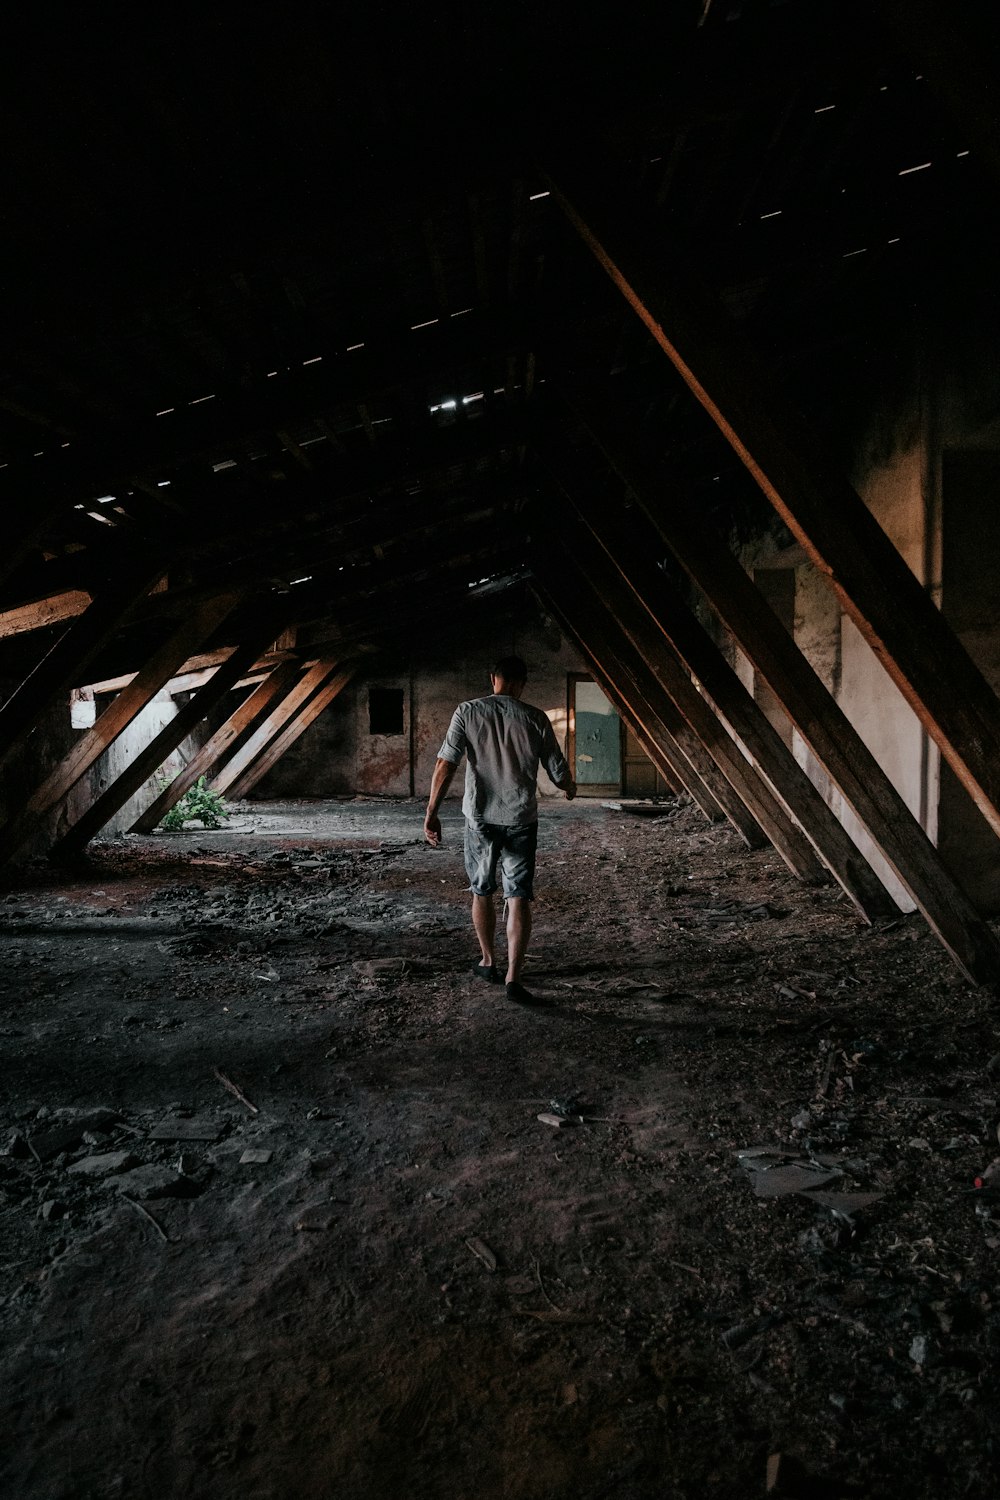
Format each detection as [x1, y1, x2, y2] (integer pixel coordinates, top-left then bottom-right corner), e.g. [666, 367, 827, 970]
[505, 897, 532, 985]
[472, 894, 496, 971]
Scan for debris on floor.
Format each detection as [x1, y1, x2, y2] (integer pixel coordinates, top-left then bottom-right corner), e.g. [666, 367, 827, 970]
[1, 795, 998, 1499]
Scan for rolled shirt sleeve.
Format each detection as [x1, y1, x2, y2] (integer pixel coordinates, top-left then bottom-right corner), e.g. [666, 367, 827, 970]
[436, 704, 468, 764]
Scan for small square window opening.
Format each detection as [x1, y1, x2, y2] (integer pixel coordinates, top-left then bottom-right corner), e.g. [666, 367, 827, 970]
[369, 687, 404, 735]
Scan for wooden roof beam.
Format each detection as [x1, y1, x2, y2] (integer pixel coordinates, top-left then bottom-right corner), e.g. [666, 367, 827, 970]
[551, 389, 1000, 986]
[545, 159, 1000, 849]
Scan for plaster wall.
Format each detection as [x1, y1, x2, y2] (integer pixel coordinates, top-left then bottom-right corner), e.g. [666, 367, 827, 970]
[251, 598, 587, 803]
[64, 691, 207, 837]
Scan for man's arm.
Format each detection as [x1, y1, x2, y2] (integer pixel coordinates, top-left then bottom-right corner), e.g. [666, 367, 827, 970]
[540, 718, 577, 800]
[425, 756, 459, 845]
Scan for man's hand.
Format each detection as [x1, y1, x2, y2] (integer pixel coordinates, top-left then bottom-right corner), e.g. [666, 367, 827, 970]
[424, 811, 442, 846]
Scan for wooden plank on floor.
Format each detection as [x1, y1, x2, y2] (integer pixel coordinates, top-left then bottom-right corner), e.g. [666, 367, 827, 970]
[546, 163, 1000, 844]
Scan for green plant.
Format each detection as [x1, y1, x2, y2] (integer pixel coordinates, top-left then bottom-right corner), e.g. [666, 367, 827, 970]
[160, 776, 230, 831]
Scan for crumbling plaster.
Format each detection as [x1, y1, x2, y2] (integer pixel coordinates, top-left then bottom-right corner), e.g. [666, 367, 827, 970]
[251, 603, 587, 805]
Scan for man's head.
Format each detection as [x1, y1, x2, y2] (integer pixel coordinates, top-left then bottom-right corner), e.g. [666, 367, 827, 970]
[490, 654, 527, 698]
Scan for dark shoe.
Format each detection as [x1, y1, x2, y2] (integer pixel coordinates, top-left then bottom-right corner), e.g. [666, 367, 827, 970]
[471, 961, 500, 982]
[506, 981, 553, 1007]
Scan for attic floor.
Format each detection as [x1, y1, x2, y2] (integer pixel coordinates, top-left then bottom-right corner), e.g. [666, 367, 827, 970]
[1, 796, 998, 1500]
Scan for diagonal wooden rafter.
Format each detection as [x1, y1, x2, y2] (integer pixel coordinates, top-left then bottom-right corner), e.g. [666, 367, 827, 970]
[535, 536, 827, 884]
[540, 464, 896, 920]
[0, 592, 244, 867]
[225, 664, 359, 800]
[551, 390, 1000, 986]
[51, 611, 294, 856]
[0, 551, 170, 771]
[545, 159, 1000, 846]
[130, 657, 303, 834]
[210, 657, 347, 797]
[532, 581, 727, 823]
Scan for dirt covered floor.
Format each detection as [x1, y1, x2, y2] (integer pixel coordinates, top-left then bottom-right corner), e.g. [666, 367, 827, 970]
[1, 795, 999, 1500]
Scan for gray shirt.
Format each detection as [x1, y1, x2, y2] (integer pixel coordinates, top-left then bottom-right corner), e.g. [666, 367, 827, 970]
[437, 694, 571, 827]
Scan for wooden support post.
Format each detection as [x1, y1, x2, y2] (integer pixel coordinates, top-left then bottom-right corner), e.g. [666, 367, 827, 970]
[546, 164, 1000, 844]
[0, 592, 241, 867]
[530, 584, 727, 822]
[226, 665, 358, 799]
[0, 553, 168, 769]
[130, 658, 302, 833]
[537, 542, 826, 884]
[545, 473, 896, 920]
[550, 394, 1000, 985]
[210, 658, 344, 797]
[52, 616, 290, 856]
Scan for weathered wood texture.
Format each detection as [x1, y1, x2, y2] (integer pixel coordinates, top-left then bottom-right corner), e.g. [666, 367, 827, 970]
[547, 168, 1000, 844]
[537, 539, 826, 883]
[210, 658, 345, 797]
[551, 395, 1000, 985]
[225, 665, 358, 798]
[0, 555, 168, 770]
[130, 658, 302, 834]
[0, 592, 241, 867]
[536, 566, 765, 843]
[0, 591, 92, 640]
[53, 619, 289, 855]
[529, 585, 727, 822]
[545, 477, 895, 920]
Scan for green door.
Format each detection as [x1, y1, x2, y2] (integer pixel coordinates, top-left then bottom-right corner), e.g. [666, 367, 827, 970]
[572, 678, 622, 791]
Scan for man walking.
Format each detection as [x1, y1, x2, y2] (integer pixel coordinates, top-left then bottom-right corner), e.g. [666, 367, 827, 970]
[424, 655, 576, 1005]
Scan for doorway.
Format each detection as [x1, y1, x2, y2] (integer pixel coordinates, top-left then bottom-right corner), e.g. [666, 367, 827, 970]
[568, 675, 622, 795]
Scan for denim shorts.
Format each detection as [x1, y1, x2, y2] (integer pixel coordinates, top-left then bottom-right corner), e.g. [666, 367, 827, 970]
[463, 819, 538, 900]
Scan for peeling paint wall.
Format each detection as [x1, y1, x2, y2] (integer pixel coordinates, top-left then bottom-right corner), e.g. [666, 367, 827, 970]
[251, 596, 589, 803]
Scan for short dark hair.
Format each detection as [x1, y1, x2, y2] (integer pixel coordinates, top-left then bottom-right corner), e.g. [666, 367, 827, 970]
[491, 654, 527, 683]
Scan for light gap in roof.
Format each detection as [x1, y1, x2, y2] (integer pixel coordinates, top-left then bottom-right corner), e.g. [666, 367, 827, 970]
[157, 480, 171, 487]
[759, 210, 782, 219]
[899, 162, 932, 175]
[843, 248, 867, 258]
[957, 150, 970, 158]
[212, 460, 237, 472]
[302, 356, 323, 365]
[814, 105, 835, 114]
[450, 308, 472, 317]
[529, 191, 550, 200]
[156, 408, 175, 416]
[411, 319, 439, 330]
[34, 451, 44, 457]
[189, 395, 216, 404]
